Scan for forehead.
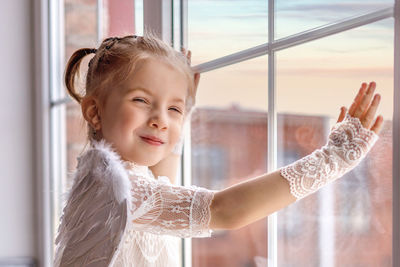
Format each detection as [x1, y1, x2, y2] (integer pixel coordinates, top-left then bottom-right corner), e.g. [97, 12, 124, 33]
[121, 57, 188, 96]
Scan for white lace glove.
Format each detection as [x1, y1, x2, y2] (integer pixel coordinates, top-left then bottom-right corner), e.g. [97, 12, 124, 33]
[279, 112, 379, 201]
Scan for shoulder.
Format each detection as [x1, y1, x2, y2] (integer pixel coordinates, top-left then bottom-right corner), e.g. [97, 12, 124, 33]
[74, 139, 131, 203]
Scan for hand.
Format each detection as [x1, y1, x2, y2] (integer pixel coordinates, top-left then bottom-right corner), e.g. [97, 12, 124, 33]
[171, 48, 200, 156]
[181, 47, 200, 97]
[336, 81, 383, 135]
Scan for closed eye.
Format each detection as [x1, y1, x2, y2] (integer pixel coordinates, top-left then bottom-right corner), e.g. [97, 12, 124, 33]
[133, 98, 182, 114]
[170, 107, 182, 113]
[133, 98, 147, 103]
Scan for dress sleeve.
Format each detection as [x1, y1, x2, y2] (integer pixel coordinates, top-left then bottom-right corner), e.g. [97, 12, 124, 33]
[129, 175, 218, 238]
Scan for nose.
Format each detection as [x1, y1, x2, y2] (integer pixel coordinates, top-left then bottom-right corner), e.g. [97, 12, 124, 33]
[148, 109, 168, 130]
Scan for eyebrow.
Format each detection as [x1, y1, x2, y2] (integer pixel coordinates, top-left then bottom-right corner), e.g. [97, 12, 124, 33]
[125, 87, 185, 104]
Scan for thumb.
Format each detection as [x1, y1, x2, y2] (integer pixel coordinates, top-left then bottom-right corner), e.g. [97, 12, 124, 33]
[194, 73, 200, 93]
[337, 106, 347, 123]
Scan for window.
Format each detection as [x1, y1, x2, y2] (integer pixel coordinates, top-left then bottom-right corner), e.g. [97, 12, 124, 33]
[41, 0, 399, 266]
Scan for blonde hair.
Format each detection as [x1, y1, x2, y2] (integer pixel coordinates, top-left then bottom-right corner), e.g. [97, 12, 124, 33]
[64, 30, 196, 142]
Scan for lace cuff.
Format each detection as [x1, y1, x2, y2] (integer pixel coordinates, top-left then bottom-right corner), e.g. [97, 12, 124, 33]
[190, 186, 216, 237]
[280, 113, 379, 200]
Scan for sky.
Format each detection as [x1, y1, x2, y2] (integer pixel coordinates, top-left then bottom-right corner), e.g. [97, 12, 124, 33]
[136, 0, 395, 121]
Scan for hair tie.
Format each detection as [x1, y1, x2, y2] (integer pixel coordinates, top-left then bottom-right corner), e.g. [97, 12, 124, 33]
[87, 48, 97, 68]
[105, 37, 122, 49]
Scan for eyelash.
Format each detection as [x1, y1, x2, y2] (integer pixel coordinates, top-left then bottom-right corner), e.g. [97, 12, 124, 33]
[133, 98, 182, 113]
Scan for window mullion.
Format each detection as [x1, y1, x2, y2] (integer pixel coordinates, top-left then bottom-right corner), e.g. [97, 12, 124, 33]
[393, 0, 400, 266]
[178, 1, 192, 266]
[267, 1, 278, 267]
[97, 0, 104, 45]
[33, 0, 52, 266]
[143, 0, 173, 45]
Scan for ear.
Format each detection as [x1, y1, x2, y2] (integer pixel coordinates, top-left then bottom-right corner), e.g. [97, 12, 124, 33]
[81, 96, 102, 131]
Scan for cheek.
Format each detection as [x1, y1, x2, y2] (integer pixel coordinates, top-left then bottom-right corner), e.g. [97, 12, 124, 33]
[104, 106, 138, 136]
[170, 121, 184, 143]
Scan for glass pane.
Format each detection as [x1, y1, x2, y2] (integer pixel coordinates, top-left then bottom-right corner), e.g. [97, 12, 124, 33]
[276, 19, 393, 267]
[65, 100, 89, 191]
[63, 0, 98, 102]
[191, 56, 269, 266]
[102, 0, 137, 37]
[188, 0, 268, 65]
[62, 0, 99, 179]
[276, 0, 394, 40]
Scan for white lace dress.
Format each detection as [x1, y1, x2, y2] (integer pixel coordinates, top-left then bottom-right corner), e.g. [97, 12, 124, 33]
[54, 139, 218, 267]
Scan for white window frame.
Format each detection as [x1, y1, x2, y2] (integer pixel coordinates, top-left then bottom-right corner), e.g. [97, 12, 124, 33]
[33, 0, 400, 266]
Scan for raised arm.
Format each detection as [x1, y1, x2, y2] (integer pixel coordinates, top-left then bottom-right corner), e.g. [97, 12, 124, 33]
[209, 169, 297, 230]
[210, 82, 383, 230]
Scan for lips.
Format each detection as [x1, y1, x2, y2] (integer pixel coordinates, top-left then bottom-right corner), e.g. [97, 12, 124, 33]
[140, 135, 165, 144]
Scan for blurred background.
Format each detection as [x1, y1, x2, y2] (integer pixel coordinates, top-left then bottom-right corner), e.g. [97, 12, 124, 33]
[0, 0, 398, 266]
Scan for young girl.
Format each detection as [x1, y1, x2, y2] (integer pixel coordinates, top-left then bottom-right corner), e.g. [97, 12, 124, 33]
[54, 32, 383, 266]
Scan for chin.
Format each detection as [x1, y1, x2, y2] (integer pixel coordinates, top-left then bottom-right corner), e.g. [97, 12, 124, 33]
[137, 153, 165, 167]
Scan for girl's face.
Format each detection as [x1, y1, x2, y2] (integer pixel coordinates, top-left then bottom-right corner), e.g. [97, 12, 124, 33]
[99, 57, 188, 166]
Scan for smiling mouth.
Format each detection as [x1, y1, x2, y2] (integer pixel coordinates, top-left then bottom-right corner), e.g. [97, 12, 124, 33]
[140, 137, 164, 146]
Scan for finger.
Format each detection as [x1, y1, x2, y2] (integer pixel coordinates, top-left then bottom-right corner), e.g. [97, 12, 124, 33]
[348, 83, 367, 116]
[361, 93, 381, 129]
[187, 50, 192, 65]
[194, 72, 200, 89]
[370, 115, 384, 135]
[354, 81, 376, 118]
[193, 73, 200, 91]
[337, 106, 347, 123]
